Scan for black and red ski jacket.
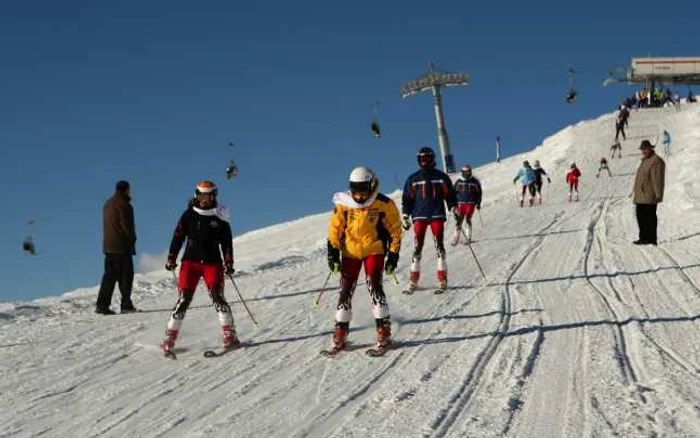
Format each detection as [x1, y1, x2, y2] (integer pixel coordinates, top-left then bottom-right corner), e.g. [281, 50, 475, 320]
[168, 206, 233, 265]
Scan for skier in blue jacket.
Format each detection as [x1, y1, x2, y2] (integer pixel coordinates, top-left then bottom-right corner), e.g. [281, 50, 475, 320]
[402, 147, 457, 291]
[513, 160, 537, 207]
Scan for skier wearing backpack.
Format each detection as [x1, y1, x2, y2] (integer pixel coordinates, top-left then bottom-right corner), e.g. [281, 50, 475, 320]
[532, 160, 551, 205]
[402, 147, 457, 292]
[326, 167, 402, 356]
[451, 164, 482, 245]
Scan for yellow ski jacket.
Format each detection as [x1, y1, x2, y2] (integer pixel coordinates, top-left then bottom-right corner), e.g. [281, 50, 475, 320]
[328, 190, 402, 260]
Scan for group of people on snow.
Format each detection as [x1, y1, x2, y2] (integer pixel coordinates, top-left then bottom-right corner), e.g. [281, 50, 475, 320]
[95, 133, 666, 357]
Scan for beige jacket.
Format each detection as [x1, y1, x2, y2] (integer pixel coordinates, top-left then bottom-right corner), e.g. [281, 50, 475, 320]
[633, 153, 665, 204]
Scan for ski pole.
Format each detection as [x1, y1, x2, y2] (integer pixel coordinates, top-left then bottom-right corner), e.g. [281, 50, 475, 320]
[461, 228, 486, 279]
[313, 271, 333, 309]
[227, 273, 260, 328]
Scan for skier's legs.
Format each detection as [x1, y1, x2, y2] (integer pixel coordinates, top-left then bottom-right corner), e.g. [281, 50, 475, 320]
[203, 264, 236, 339]
[429, 219, 447, 283]
[336, 257, 363, 323]
[410, 220, 429, 283]
[116, 254, 134, 309]
[96, 254, 119, 310]
[363, 254, 388, 320]
[165, 261, 203, 340]
[462, 204, 476, 240]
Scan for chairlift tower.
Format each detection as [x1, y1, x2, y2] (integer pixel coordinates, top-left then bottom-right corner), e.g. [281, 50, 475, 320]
[401, 62, 469, 173]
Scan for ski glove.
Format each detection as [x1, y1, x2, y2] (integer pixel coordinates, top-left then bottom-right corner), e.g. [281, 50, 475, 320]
[401, 214, 412, 231]
[476, 204, 481, 210]
[384, 252, 399, 275]
[327, 244, 341, 274]
[547, 178, 551, 184]
[224, 263, 235, 276]
[165, 254, 178, 271]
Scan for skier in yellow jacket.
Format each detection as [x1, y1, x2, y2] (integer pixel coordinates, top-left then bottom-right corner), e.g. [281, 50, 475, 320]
[326, 167, 402, 355]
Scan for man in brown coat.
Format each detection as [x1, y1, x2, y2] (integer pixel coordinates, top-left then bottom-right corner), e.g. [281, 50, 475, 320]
[632, 140, 665, 245]
[96, 180, 137, 314]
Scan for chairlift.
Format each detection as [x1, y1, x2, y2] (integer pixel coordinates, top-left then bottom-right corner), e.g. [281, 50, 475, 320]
[23, 220, 36, 256]
[370, 102, 381, 139]
[565, 69, 578, 104]
[225, 140, 239, 179]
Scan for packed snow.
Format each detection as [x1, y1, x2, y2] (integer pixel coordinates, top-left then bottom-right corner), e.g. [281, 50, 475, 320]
[2, 104, 700, 437]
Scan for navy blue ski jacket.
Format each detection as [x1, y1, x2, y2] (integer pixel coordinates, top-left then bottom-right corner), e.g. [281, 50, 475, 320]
[402, 167, 457, 222]
[453, 176, 482, 205]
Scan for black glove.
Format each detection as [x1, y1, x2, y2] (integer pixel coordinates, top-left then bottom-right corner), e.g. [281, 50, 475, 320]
[225, 263, 235, 276]
[327, 243, 341, 274]
[165, 254, 178, 271]
[401, 214, 411, 231]
[476, 204, 481, 210]
[385, 252, 399, 275]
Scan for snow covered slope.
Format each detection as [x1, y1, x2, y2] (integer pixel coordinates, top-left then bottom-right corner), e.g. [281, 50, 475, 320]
[2, 104, 700, 437]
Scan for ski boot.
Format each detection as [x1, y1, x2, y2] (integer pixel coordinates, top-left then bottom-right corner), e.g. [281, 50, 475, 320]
[320, 323, 349, 357]
[222, 325, 241, 350]
[520, 199, 524, 208]
[436, 271, 448, 294]
[529, 197, 535, 207]
[162, 329, 178, 358]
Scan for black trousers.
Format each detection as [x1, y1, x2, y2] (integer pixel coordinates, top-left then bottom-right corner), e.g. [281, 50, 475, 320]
[96, 254, 134, 310]
[635, 204, 658, 244]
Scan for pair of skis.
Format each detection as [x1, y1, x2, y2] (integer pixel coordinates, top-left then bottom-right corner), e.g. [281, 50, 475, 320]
[320, 342, 394, 358]
[163, 345, 241, 360]
[402, 284, 447, 295]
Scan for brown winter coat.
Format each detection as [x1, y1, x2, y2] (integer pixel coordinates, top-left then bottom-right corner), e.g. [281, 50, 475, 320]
[633, 152, 665, 204]
[103, 192, 137, 254]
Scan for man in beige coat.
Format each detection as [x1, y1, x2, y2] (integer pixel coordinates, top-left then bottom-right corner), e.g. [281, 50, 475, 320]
[96, 180, 137, 314]
[632, 140, 665, 245]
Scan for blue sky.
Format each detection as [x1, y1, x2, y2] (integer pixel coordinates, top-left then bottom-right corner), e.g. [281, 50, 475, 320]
[1, 0, 697, 301]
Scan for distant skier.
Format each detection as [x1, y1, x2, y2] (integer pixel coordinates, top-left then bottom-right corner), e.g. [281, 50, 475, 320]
[402, 147, 457, 292]
[451, 164, 482, 245]
[162, 181, 239, 358]
[619, 105, 630, 127]
[662, 130, 671, 155]
[610, 141, 622, 159]
[615, 115, 626, 141]
[513, 160, 537, 207]
[327, 167, 402, 355]
[532, 160, 551, 205]
[566, 163, 581, 201]
[597, 157, 612, 178]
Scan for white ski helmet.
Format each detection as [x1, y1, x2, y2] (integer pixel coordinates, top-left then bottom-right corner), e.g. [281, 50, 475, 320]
[348, 166, 377, 195]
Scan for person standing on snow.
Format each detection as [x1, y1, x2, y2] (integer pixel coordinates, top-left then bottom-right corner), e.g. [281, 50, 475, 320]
[532, 160, 551, 205]
[662, 130, 672, 155]
[566, 163, 582, 201]
[161, 181, 238, 357]
[327, 167, 402, 355]
[451, 164, 482, 245]
[96, 180, 138, 315]
[615, 115, 627, 141]
[512, 160, 537, 207]
[632, 140, 665, 245]
[597, 157, 612, 178]
[402, 147, 457, 292]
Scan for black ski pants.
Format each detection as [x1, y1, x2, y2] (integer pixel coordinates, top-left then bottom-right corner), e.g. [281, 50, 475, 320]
[635, 204, 658, 244]
[96, 253, 134, 310]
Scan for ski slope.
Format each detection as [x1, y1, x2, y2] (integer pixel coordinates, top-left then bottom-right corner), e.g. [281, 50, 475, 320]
[2, 104, 700, 437]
